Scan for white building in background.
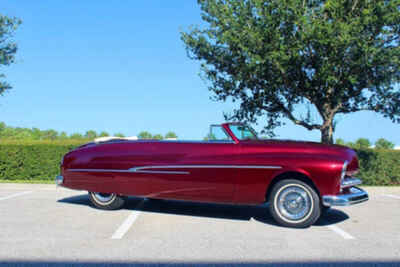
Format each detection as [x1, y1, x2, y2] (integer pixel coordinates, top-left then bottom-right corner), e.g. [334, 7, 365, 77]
[395, 146, 400, 150]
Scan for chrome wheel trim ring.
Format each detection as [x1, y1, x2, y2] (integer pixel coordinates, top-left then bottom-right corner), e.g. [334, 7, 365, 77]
[273, 183, 314, 223]
[92, 192, 116, 205]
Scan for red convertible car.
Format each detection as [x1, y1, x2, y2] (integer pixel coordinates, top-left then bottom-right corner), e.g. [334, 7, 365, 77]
[56, 123, 368, 228]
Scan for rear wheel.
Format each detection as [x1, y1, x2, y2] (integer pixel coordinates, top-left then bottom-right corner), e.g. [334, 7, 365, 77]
[268, 179, 321, 228]
[88, 192, 125, 210]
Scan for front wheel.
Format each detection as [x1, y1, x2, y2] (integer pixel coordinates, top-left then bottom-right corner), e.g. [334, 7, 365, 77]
[268, 179, 321, 228]
[88, 192, 125, 210]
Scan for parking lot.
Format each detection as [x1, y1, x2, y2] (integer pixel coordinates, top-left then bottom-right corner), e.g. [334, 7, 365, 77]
[0, 184, 399, 267]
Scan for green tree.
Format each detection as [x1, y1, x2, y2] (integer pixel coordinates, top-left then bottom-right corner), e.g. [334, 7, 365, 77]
[0, 127, 15, 139]
[59, 131, 68, 140]
[335, 138, 346, 145]
[203, 133, 216, 141]
[0, 122, 5, 132]
[375, 138, 395, 150]
[346, 141, 356, 149]
[84, 130, 97, 139]
[14, 129, 31, 140]
[42, 129, 58, 140]
[0, 122, 6, 138]
[70, 133, 83, 139]
[354, 138, 371, 149]
[114, 132, 125, 138]
[181, 0, 400, 144]
[31, 127, 42, 140]
[165, 131, 178, 139]
[152, 134, 164, 140]
[99, 131, 109, 137]
[138, 131, 152, 139]
[0, 15, 21, 96]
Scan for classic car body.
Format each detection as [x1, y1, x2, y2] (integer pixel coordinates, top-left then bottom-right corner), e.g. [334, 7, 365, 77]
[56, 123, 368, 227]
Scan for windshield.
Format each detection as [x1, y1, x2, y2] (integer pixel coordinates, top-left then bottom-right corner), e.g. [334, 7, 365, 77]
[208, 125, 233, 141]
[229, 124, 258, 140]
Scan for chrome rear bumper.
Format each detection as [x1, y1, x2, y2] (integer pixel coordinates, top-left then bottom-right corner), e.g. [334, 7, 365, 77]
[322, 187, 369, 207]
[55, 175, 64, 186]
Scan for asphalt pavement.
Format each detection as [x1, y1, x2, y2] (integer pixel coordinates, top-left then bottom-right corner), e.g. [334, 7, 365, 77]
[0, 184, 399, 267]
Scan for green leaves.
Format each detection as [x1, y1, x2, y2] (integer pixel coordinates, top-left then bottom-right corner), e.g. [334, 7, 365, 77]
[0, 122, 181, 141]
[0, 14, 21, 96]
[137, 131, 153, 139]
[165, 131, 178, 139]
[84, 130, 97, 139]
[375, 138, 395, 149]
[182, 0, 400, 143]
[137, 131, 179, 140]
[356, 148, 400, 186]
[0, 142, 82, 181]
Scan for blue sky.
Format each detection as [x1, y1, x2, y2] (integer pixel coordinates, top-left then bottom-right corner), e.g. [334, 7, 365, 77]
[1, 1, 399, 145]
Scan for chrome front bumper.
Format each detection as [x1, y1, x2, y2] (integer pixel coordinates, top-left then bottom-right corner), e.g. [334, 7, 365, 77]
[341, 177, 362, 188]
[55, 175, 64, 186]
[322, 187, 369, 207]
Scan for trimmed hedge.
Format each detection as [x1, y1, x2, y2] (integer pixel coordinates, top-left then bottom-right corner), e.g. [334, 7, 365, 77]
[0, 141, 399, 185]
[0, 140, 86, 181]
[356, 149, 400, 186]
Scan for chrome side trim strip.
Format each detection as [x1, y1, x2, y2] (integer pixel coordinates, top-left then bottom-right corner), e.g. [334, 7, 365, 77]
[68, 165, 282, 174]
[68, 168, 188, 174]
[68, 169, 132, 173]
[133, 170, 190, 174]
[129, 165, 282, 172]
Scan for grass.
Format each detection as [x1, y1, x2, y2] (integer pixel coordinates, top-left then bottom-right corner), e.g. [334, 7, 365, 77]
[0, 179, 54, 184]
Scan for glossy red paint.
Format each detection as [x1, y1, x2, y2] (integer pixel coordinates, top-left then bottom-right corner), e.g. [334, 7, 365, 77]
[60, 123, 359, 205]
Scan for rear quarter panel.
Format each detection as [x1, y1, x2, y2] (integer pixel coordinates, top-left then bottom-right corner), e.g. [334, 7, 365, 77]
[62, 141, 242, 203]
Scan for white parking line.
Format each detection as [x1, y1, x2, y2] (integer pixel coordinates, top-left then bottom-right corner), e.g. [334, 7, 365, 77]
[0, 191, 33, 201]
[112, 210, 141, 239]
[327, 225, 355, 240]
[111, 201, 144, 239]
[383, 194, 400, 200]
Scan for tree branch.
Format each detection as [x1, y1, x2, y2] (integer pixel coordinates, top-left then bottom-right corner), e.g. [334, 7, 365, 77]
[274, 102, 322, 131]
[351, 0, 359, 13]
[337, 106, 370, 114]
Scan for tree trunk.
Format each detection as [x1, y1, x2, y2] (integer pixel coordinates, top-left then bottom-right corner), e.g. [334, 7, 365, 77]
[320, 123, 334, 144]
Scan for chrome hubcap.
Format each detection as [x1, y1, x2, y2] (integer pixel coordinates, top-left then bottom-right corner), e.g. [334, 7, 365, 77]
[277, 185, 312, 221]
[93, 192, 115, 203]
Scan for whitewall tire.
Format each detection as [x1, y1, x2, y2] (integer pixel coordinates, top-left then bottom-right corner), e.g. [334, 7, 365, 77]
[268, 179, 321, 228]
[88, 192, 125, 210]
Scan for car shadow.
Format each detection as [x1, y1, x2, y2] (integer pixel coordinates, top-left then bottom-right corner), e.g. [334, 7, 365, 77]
[58, 194, 349, 227]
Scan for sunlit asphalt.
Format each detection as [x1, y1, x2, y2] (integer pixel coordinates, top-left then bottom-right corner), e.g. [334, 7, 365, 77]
[0, 184, 399, 267]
